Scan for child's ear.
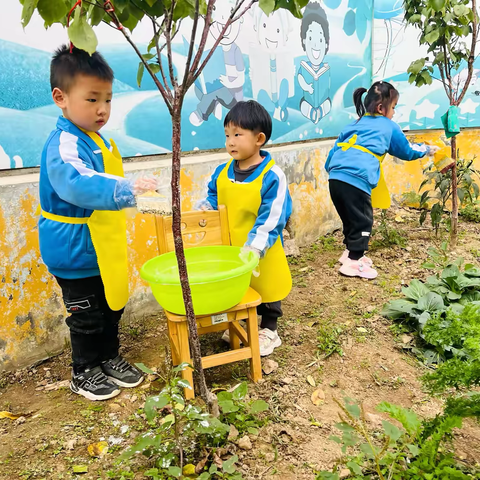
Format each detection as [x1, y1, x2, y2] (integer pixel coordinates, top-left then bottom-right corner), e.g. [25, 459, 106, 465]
[52, 88, 67, 109]
[376, 103, 384, 115]
[256, 132, 266, 146]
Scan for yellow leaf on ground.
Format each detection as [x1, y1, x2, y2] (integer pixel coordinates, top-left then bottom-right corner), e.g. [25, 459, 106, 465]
[0, 411, 21, 420]
[183, 464, 196, 476]
[87, 441, 108, 458]
[306, 375, 316, 387]
[311, 389, 326, 406]
[395, 215, 405, 223]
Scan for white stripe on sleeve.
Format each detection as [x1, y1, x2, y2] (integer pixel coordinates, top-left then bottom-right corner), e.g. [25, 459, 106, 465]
[59, 131, 120, 180]
[250, 165, 287, 251]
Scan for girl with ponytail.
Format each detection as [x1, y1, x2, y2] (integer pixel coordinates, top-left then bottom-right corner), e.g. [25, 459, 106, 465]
[325, 81, 439, 279]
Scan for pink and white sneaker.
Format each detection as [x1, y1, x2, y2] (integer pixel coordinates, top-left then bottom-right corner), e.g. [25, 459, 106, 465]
[339, 249, 373, 267]
[339, 258, 378, 279]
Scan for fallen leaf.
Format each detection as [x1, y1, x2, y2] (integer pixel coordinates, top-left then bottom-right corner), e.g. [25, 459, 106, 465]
[72, 465, 88, 474]
[401, 334, 413, 344]
[311, 389, 326, 406]
[350, 290, 357, 297]
[228, 424, 239, 441]
[87, 441, 108, 458]
[183, 464, 196, 476]
[195, 454, 210, 474]
[306, 375, 316, 387]
[262, 359, 278, 375]
[0, 411, 22, 420]
[65, 439, 77, 451]
[395, 215, 405, 223]
[357, 327, 368, 333]
[238, 435, 253, 450]
[44, 380, 70, 391]
[213, 452, 223, 468]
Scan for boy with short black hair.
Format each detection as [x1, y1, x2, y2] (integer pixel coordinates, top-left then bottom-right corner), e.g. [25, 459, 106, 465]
[39, 45, 157, 400]
[197, 100, 292, 356]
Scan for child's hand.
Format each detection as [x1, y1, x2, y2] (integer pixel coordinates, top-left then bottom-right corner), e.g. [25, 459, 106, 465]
[427, 145, 441, 157]
[194, 199, 214, 211]
[240, 246, 261, 277]
[131, 176, 159, 196]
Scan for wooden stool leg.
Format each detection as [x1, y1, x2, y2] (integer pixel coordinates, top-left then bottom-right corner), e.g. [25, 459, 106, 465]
[229, 324, 241, 350]
[167, 319, 180, 365]
[177, 321, 195, 400]
[246, 307, 262, 382]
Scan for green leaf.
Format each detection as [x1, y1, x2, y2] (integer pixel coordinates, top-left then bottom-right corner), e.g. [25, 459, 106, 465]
[347, 461, 363, 475]
[377, 402, 421, 435]
[72, 465, 88, 474]
[172, 362, 193, 373]
[219, 400, 239, 414]
[250, 399, 269, 413]
[422, 262, 436, 269]
[382, 420, 403, 441]
[89, 5, 105, 27]
[248, 427, 259, 435]
[418, 292, 445, 312]
[137, 61, 145, 88]
[144, 394, 169, 421]
[381, 299, 416, 319]
[408, 58, 426, 75]
[177, 378, 192, 389]
[112, 0, 129, 12]
[335, 422, 356, 433]
[167, 466, 182, 478]
[344, 397, 361, 419]
[68, 8, 98, 55]
[430, 0, 445, 11]
[259, 0, 276, 15]
[425, 29, 441, 44]
[21, 0, 39, 28]
[232, 382, 248, 401]
[407, 443, 421, 456]
[135, 362, 155, 375]
[222, 454, 239, 475]
[402, 279, 431, 301]
[37, 0, 68, 27]
[316, 473, 340, 480]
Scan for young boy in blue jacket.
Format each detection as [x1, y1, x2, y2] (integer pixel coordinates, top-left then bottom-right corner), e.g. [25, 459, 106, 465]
[325, 81, 439, 279]
[38, 45, 157, 400]
[197, 101, 292, 356]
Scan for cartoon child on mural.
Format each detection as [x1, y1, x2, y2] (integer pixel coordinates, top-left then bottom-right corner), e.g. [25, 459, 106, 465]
[189, 1, 245, 127]
[250, 6, 295, 122]
[298, 2, 332, 124]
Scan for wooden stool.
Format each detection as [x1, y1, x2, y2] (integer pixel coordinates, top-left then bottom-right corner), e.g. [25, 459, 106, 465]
[154, 206, 263, 399]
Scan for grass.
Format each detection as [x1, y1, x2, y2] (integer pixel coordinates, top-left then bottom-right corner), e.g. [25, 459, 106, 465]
[317, 323, 344, 359]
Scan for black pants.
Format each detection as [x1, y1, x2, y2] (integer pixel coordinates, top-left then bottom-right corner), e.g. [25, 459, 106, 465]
[329, 180, 373, 260]
[55, 275, 124, 374]
[258, 301, 282, 331]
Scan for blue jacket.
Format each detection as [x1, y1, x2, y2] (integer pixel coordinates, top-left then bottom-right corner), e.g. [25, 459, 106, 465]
[325, 115, 430, 194]
[205, 152, 292, 256]
[38, 117, 135, 279]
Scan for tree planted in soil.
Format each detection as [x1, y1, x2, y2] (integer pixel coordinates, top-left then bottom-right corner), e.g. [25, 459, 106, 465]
[19, 0, 307, 411]
[403, 0, 479, 248]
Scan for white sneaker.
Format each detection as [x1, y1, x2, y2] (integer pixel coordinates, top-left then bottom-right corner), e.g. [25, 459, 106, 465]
[258, 328, 282, 356]
[339, 249, 373, 267]
[221, 322, 246, 344]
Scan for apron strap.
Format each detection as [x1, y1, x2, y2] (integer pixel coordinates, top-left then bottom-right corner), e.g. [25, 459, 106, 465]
[40, 210, 89, 224]
[338, 135, 386, 163]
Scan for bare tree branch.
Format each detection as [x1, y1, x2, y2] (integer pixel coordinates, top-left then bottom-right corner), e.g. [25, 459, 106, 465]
[153, 19, 173, 104]
[181, 0, 200, 96]
[188, 0, 251, 90]
[456, 0, 478, 105]
[103, 6, 173, 114]
[165, 1, 178, 89]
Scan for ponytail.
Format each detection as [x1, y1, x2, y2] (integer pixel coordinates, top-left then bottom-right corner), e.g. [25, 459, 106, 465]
[353, 87, 367, 118]
[354, 81, 399, 120]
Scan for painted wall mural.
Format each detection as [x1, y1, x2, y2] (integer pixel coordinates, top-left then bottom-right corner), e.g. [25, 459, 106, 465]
[372, 0, 480, 132]
[0, 0, 372, 170]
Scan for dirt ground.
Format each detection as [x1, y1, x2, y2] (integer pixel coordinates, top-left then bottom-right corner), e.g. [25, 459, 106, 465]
[1, 206, 480, 480]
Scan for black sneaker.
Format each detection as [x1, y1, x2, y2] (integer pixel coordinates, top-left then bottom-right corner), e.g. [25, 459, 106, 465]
[101, 355, 144, 388]
[70, 366, 121, 401]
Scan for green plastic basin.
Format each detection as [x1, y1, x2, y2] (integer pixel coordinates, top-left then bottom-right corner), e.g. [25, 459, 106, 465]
[140, 245, 259, 315]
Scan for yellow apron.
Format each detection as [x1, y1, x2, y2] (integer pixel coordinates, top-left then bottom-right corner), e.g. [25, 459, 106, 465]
[40, 132, 129, 311]
[337, 134, 391, 209]
[217, 159, 292, 303]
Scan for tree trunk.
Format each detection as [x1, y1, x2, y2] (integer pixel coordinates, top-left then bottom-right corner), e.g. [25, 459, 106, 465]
[170, 100, 218, 415]
[450, 135, 458, 249]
